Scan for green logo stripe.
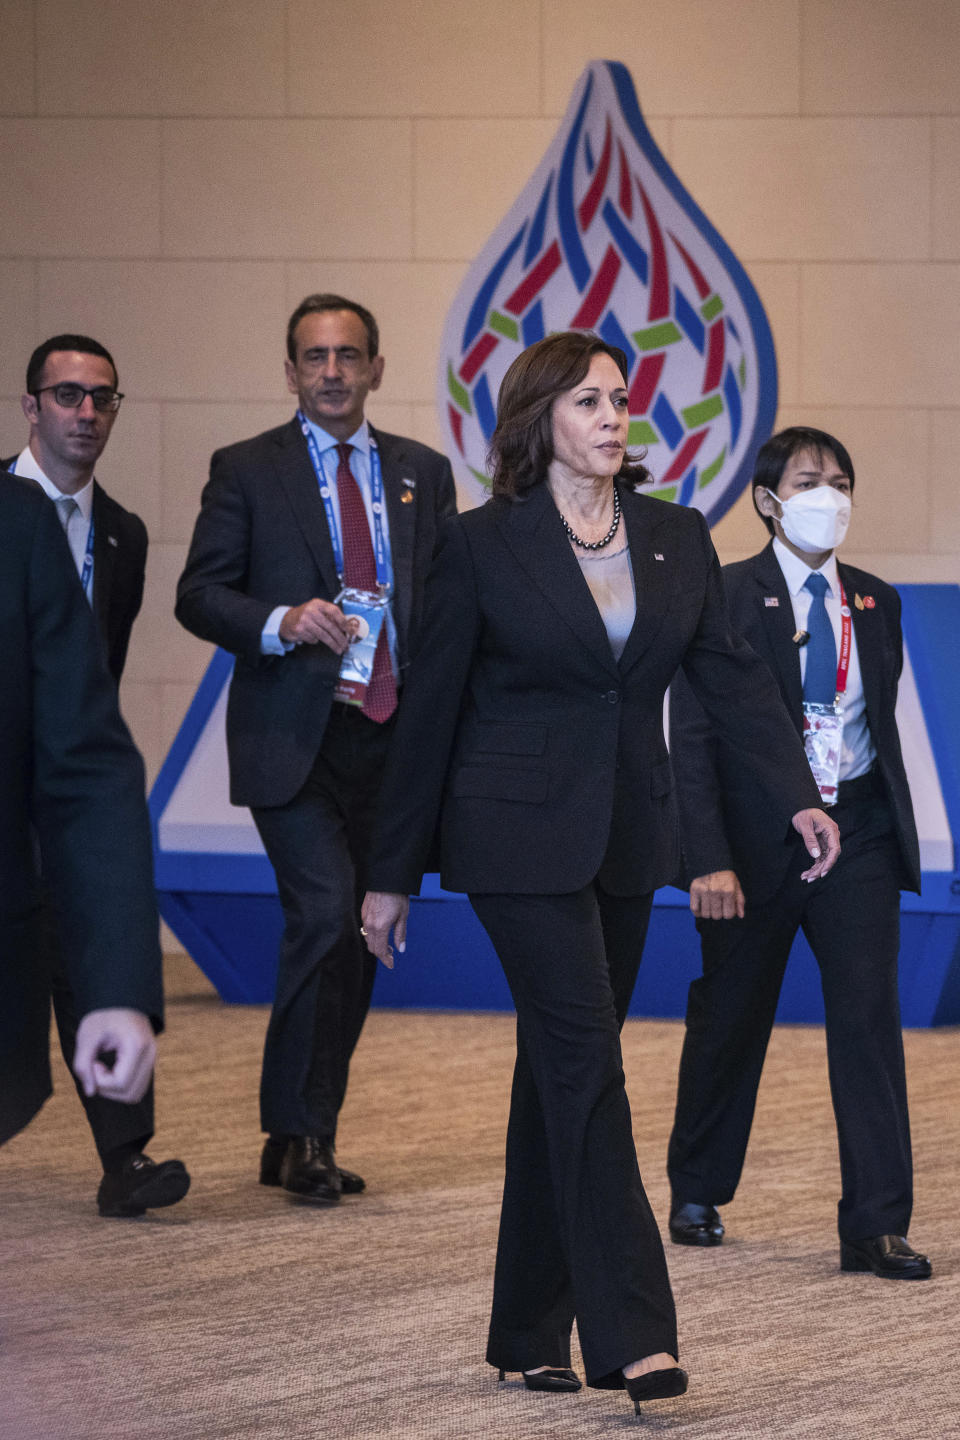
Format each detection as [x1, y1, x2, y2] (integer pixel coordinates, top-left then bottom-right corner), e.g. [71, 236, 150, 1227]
[698, 446, 727, 489]
[700, 294, 723, 321]
[681, 394, 723, 429]
[488, 310, 519, 341]
[632, 321, 682, 351]
[447, 363, 472, 414]
[628, 420, 659, 445]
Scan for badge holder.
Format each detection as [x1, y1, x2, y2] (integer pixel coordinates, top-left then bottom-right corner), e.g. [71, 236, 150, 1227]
[334, 586, 390, 708]
[802, 701, 843, 806]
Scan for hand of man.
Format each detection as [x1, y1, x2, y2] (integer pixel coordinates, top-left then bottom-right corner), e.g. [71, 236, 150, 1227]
[360, 892, 409, 970]
[792, 808, 842, 881]
[73, 1009, 156, 1104]
[690, 869, 746, 921]
[279, 598, 354, 654]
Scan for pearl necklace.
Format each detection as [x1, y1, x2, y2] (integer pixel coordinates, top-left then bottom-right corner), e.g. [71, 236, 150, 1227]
[559, 486, 621, 551]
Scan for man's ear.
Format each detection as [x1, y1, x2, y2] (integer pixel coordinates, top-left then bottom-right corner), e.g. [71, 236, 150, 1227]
[21, 391, 38, 425]
[369, 355, 385, 392]
[754, 485, 779, 518]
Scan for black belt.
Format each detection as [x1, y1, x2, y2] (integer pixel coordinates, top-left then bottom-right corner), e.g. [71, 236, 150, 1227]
[836, 765, 880, 802]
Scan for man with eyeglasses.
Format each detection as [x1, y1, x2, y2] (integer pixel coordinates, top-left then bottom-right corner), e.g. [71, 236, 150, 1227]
[3, 333, 190, 1218]
[177, 295, 456, 1205]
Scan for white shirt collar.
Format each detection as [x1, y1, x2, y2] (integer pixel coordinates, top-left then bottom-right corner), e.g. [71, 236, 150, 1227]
[303, 416, 373, 459]
[773, 536, 839, 598]
[14, 445, 95, 523]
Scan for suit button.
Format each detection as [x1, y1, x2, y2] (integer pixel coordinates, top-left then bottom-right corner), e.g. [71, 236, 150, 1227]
[604, 689, 620, 704]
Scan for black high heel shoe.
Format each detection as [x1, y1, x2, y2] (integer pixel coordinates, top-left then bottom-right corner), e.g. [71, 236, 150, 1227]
[497, 1367, 582, 1392]
[623, 1366, 688, 1417]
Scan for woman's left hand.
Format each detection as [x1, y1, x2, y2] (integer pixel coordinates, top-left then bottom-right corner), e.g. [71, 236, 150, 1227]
[791, 808, 841, 881]
[361, 891, 409, 969]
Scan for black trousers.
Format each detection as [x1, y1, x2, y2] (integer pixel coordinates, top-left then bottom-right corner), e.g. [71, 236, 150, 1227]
[42, 896, 154, 1165]
[251, 703, 394, 1141]
[668, 773, 913, 1241]
[470, 884, 677, 1391]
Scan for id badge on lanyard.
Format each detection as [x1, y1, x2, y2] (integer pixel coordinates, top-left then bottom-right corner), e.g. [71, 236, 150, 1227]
[801, 582, 851, 806]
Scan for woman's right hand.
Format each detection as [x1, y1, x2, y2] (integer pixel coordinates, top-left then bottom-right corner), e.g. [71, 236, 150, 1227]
[361, 891, 409, 969]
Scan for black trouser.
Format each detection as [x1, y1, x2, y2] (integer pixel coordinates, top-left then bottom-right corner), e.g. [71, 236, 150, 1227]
[668, 772, 912, 1241]
[252, 703, 394, 1142]
[471, 884, 677, 1390]
[42, 896, 154, 1165]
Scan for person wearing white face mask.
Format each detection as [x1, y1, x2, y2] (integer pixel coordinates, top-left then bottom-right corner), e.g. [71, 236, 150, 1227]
[666, 427, 930, 1281]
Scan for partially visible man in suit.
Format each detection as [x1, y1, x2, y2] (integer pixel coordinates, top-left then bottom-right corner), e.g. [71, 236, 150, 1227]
[176, 294, 457, 1204]
[4, 334, 189, 1217]
[1, 476, 162, 1147]
[667, 426, 930, 1280]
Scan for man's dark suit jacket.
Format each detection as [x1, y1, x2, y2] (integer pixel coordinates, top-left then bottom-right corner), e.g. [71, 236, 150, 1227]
[0, 478, 162, 1144]
[1, 458, 148, 685]
[175, 418, 457, 809]
[367, 483, 822, 900]
[670, 540, 921, 903]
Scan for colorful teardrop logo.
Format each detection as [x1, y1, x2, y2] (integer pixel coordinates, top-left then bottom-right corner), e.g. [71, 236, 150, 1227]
[439, 60, 778, 523]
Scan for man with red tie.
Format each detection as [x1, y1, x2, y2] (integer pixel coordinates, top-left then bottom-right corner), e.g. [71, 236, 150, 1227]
[176, 296, 456, 1203]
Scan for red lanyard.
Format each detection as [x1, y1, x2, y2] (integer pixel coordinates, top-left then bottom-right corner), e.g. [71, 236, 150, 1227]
[834, 581, 852, 698]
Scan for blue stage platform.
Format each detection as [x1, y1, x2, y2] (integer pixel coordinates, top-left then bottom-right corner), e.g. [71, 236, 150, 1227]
[151, 584, 960, 1028]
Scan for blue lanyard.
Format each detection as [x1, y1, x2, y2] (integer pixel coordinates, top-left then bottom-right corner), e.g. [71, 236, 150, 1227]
[7, 459, 95, 602]
[297, 412, 392, 593]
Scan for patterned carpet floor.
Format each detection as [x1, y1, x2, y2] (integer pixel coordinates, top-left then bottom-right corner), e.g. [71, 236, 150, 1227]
[1, 956, 957, 1439]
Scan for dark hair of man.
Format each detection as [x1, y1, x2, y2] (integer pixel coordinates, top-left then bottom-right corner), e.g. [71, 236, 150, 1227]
[488, 330, 651, 499]
[26, 334, 118, 393]
[285, 294, 380, 362]
[752, 425, 856, 534]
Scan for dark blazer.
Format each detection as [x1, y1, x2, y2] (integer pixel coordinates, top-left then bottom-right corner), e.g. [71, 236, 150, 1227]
[670, 540, 921, 901]
[0, 478, 162, 1144]
[175, 418, 458, 809]
[367, 483, 822, 899]
[1, 459, 148, 685]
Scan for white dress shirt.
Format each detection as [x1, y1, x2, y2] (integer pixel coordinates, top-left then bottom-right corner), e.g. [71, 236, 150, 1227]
[773, 537, 875, 782]
[12, 446, 95, 600]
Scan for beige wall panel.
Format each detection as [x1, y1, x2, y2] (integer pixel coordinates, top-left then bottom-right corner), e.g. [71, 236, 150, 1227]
[933, 121, 960, 261]
[773, 405, 930, 556]
[708, 486, 765, 562]
[410, 402, 445, 459]
[123, 541, 211, 686]
[161, 682, 200, 759]
[36, 261, 288, 400]
[363, 401, 416, 440]
[284, 262, 465, 406]
[94, 400, 163, 540]
[161, 401, 293, 545]
[0, 121, 161, 256]
[800, 265, 960, 408]
[0, 398, 25, 456]
[117, 680, 164, 788]
[0, 0, 35, 114]
[543, 1, 800, 117]
[286, 0, 541, 117]
[749, 263, 801, 407]
[37, 0, 164, 114]
[161, 120, 413, 260]
[671, 119, 930, 262]
[157, 1, 286, 116]
[0, 262, 35, 396]
[414, 119, 557, 259]
[836, 552, 959, 584]
[802, 0, 960, 115]
[930, 411, 960, 556]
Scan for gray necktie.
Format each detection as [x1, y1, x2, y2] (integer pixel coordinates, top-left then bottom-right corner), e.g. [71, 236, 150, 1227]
[54, 494, 88, 581]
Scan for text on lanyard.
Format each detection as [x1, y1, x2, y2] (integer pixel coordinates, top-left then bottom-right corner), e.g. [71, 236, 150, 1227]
[297, 412, 392, 593]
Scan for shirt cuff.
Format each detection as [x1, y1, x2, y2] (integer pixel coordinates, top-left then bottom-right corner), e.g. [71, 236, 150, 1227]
[261, 606, 295, 655]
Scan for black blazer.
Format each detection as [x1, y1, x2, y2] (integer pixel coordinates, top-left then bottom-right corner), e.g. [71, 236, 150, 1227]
[670, 540, 921, 901]
[175, 418, 458, 809]
[367, 483, 822, 899]
[0, 460, 147, 685]
[0, 478, 162, 1144]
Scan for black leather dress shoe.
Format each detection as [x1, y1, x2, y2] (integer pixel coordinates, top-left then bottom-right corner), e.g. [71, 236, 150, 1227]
[97, 1154, 191, 1218]
[669, 1200, 724, 1247]
[840, 1234, 932, 1279]
[497, 1367, 582, 1392]
[278, 1136, 342, 1205]
[259, 1136, 365, 1194]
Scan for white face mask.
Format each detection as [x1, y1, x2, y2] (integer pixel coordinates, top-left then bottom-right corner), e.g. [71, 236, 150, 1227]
[767, 486, 851, 553]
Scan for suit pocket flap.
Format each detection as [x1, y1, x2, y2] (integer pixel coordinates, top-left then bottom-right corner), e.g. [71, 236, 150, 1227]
[473, 722, 547, 757]
[452, 766, 549, 804]
[650, 759, 674, 799]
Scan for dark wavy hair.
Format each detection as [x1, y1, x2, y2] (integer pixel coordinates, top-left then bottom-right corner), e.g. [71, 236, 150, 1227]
[752, 426, 856, 534]
[488, 331, 651, 498]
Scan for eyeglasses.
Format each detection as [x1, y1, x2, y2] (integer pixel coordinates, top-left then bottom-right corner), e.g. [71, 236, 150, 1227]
[31, 383, 124, 413]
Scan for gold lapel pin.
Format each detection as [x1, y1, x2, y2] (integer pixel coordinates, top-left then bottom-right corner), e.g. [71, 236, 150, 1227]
[854, 593, 864, 610]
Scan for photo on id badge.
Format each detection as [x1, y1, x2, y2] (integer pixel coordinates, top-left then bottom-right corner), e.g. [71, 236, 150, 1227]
[335, 586, 388, 704]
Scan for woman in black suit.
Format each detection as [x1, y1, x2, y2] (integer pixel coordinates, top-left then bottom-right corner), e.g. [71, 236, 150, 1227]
[362, 332, 838, 1416]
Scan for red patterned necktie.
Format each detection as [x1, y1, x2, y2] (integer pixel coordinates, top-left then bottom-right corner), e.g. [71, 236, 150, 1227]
[335, 442, 397, 723]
